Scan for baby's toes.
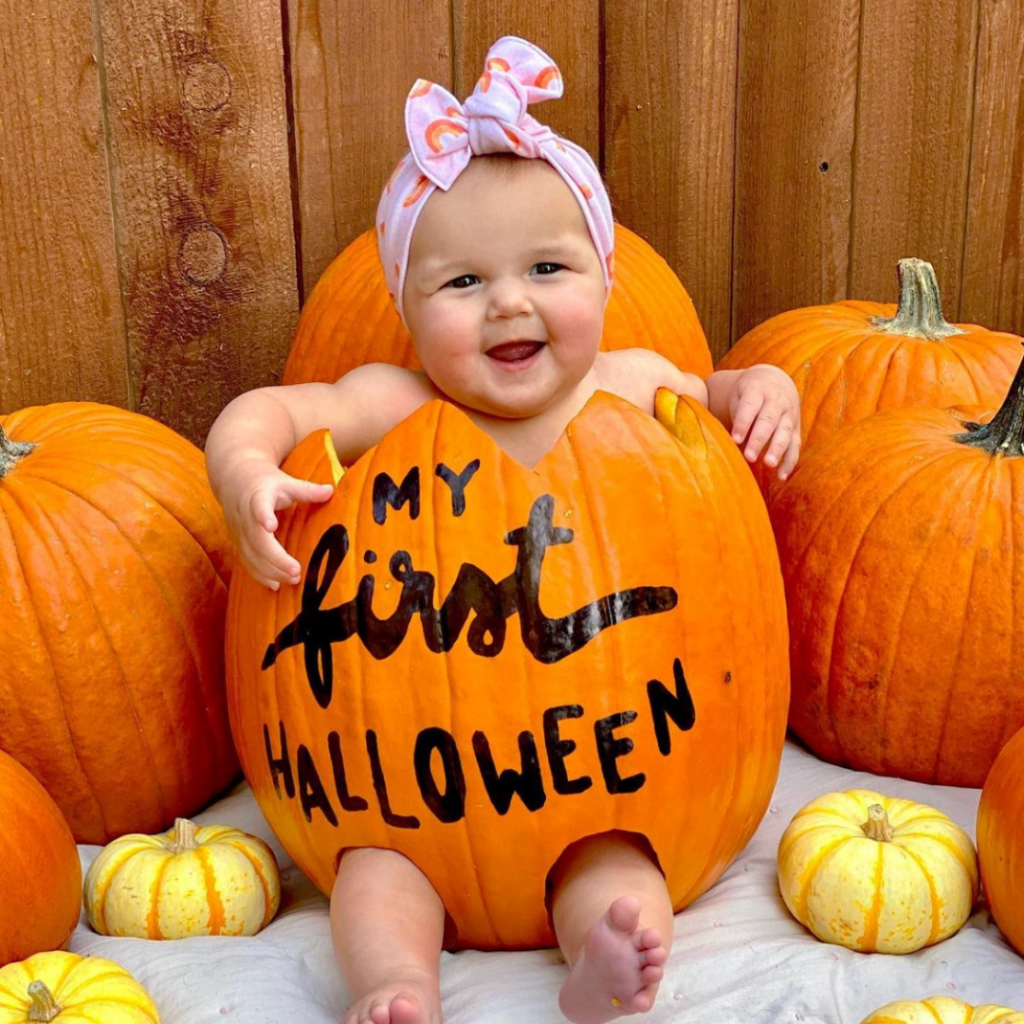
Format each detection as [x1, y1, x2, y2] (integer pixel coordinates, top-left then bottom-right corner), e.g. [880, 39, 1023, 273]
[641, 944, 668, 968]
[641, 963, 664, 986]
[634, 926, 662, 951]
[627, 990, 655, 1014]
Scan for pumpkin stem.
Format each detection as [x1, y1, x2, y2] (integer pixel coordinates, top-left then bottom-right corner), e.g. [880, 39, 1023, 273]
[26, 981, 63, 1023]
[0, 423, 35, 478]
[170, 817, 200, 852]
[861, 804, 895, 842]
[869, 258, 965, 340]
[954, 348, 1024, 457]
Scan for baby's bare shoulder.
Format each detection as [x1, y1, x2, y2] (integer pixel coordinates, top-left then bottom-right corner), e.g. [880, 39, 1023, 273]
[594, 349, 708, 413]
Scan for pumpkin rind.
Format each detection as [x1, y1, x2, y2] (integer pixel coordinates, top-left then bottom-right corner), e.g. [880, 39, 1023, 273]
[777, 789, 978, 954]
[769, 379, 1024, 786]
[977, 725, 1024, 957]
[84, 818, 281, 939]
[0, 751, 81, 967]
[0, 403, 239, 843]
[226, 391, 789, 949]
[283, 224, 714, 385]
[0, 952, 160, 1024]
[859, 996, 1024, 1023]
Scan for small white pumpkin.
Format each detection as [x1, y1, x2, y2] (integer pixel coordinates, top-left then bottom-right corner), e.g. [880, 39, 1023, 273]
[777, 789, 978, 953]
[84, 818, 281, 939]
[859, 996, 1024, 1023]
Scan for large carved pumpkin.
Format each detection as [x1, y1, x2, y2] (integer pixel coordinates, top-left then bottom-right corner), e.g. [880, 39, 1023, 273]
[282, 225, 713, 385]
[770, 357, 1024, 786]
[226, 391, 789, 949]
[0, 403, 239, 844]
[977, 724, 1024, 957]
[0, 749, 81, 966]
[718, 258, 1021, 485]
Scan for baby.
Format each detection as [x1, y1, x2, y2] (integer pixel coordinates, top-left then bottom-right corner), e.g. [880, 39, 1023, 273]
[206, 37, 799, 1024]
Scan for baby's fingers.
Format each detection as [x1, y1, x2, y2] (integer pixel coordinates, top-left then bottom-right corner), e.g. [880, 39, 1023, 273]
[761, 416, 796, 470]
[730, 393, 765, 450]
[778, 432, 802, 480]
[741, 402, 784, 462]
[241, 531, 302, 590]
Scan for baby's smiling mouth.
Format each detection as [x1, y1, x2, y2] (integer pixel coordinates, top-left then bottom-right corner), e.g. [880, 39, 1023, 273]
[486, 341, 545, 363]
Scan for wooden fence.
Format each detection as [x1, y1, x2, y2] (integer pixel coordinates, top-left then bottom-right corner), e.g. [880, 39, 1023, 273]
[1, 0, 1022, 446]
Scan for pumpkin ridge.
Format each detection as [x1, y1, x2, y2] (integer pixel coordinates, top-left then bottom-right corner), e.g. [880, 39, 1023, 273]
[219, 841, 277, 929]
[793, 835, 849, 921]
[874, 454, 978, 779]
[87, 845, 143, 934]
[195, 846, 227, 934]
[898, 843, 943, 944]
[21, 452, 231, 589]
[921, 999, 947, 1024]
[821, 449, 961, 771]
[145, 854, 174, 939]
[926, 461, 998, 779]
[856, 842, 886, 948]
[23, 478, 215, 824]
[899, 829, 978, 884]
[0, 481, 112, 834]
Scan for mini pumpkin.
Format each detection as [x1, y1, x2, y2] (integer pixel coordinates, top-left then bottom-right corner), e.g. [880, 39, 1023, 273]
[770, 356, 1024, 786]
[977, 724, 1024, 957]
[718, 258, 1021, 487]
[859, 997, 1024, 1023]
[283, 224, 713, 385]
[0, 750, 81, 967]
[84, 818, 281, 939]
[0, 951, 160, 1023]
[227, 390, 789, 949]
[0, 403, 238, 843]
[777, 789, 978, 954]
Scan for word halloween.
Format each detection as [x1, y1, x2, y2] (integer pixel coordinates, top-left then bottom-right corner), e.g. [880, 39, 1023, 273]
[262, 465, 680, 710]
[263, 658, 698, 828]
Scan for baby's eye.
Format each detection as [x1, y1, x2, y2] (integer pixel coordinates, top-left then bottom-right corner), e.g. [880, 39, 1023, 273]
[445, 274, 479, 289]
[532, 262, 564, 276]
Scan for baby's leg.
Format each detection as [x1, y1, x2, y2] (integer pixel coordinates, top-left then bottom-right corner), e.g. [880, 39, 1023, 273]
[550, 832, 672, 1024]
[331, 847, 445, 1024]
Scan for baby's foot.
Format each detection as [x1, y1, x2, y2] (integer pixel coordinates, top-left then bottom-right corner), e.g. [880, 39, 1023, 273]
[343, 974, 440, 1024]
[558, 896, 668, 1024]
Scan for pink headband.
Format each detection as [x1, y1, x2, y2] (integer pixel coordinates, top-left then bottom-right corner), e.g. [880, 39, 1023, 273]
[376, 36, 614, 321]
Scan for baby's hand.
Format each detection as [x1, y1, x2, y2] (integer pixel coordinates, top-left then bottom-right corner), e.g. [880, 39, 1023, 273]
[225, 461, 334, 589]
[728, 364, 802, 479]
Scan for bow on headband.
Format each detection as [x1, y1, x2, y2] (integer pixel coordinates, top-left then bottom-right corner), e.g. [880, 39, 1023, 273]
[376, 36, 614, 321]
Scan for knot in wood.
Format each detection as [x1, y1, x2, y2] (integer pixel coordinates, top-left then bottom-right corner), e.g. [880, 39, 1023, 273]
[179, 226, 228, 285]
[182, 60, 232, 111]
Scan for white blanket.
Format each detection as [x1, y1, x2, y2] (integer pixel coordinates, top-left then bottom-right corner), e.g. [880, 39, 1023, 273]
[70, 740, 1024, 1023]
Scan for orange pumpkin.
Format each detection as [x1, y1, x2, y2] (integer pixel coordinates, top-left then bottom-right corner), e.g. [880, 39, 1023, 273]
[0, 749, 81, 966]
[283, 224, 713, 385]
[226, 391, 789, 949]
[0, 403, 239, 843]
[770, 357, 1024, 786]
[978, 724, 1024, 956]
[718, 259, 1021, 481]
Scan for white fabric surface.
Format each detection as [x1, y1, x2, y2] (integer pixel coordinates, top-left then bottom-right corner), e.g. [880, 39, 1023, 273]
[69, 740, 1024, 1023]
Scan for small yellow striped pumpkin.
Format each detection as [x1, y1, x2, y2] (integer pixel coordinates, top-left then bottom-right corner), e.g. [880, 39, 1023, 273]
[0, 951, 159, 1023]
[84, 818, 281, 940]
[777, 789, 978, 953]
[859, 996, 1024, 1023]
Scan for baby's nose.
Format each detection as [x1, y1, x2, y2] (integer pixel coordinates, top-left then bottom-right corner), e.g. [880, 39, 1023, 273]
[487, 279, 533, 318]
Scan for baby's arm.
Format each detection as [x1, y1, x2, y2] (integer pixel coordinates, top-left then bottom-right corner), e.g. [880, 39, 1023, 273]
[706, 365, 801, 479]
[206, 363, 425, 589]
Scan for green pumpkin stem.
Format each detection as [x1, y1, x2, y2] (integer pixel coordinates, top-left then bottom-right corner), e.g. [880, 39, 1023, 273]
[954, 348, 1024, 457]
[861, 804, 895, 843]
[170, 817, 199, 852]
[870, 258, 965, 340]
[27, 981, 63, 1023]
[0, 423, 35, 478]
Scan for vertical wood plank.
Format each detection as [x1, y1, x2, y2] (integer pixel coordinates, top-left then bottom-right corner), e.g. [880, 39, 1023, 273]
[849, 0, 979, 309]
[453, 2, 600, 161]
[288, 1, 451, 300]
[605, 1, 740, 363]
[0, 3, 126, 412]
[733, 0, 861, 342]
[960, 0, 1024, 334]
[99, 0, 299, 445]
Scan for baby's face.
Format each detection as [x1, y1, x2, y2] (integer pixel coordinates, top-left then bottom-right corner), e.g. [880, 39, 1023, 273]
[402, 158, 607, 420]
